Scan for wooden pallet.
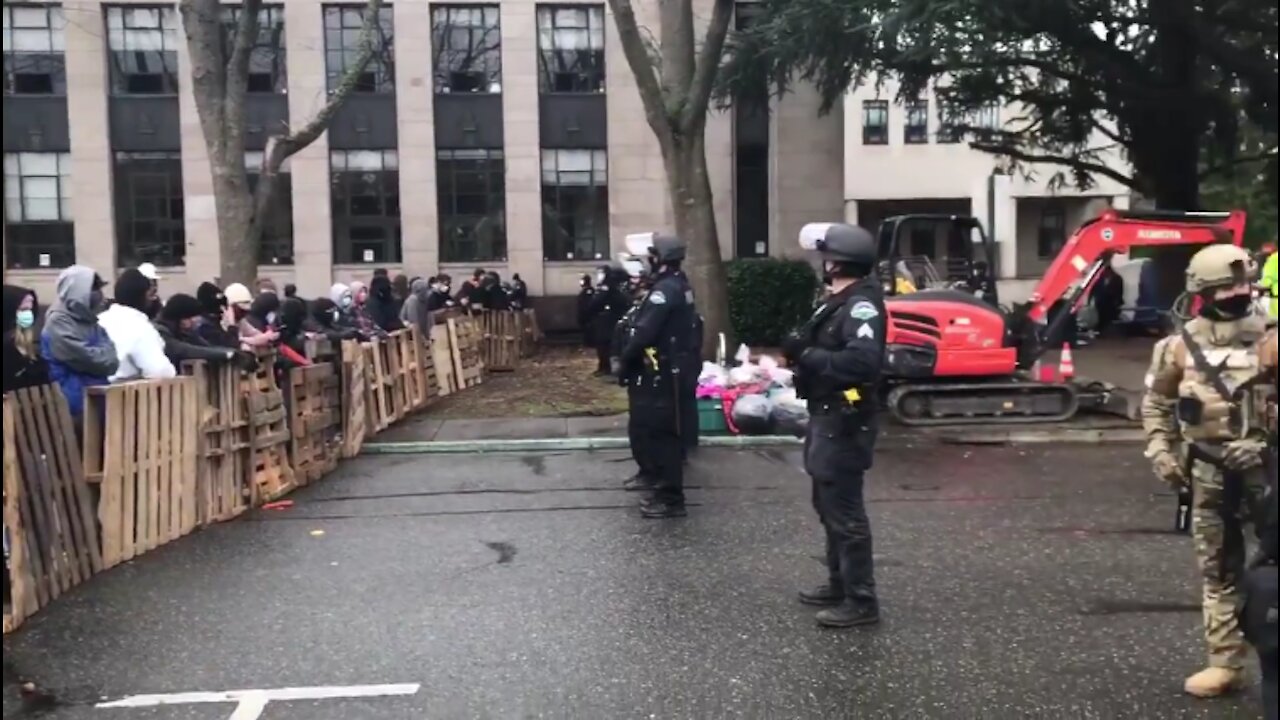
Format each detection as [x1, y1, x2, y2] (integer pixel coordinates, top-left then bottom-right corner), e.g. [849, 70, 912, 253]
[4, 387, 104, 632]
[287, 364, 342, 485]
[85, 378, 199, 570]
[180, 361, 252, 525]
[244, 355, 295, 503]
[341, 340, 368, 458]
[362, 340, 395, 434]
[479, 311, 520, 372]
[448, 316, 484, 389]
[430, 324, 458, 396]
[518, 309, 542, 358]
[413, 326, 440, 403]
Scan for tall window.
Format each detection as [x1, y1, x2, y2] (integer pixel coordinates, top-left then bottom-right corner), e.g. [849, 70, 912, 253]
[542, 149, 607, 261]
[114, 152, 185, 266]
[246, 152, 294, 265]
[4, 152, 74, 268]
[3, 5, 66, 95]
[323, 5, 395, 93]
[904, 99, 928, 144]
[937, 104, 963, 144]
[223, 6, 287, 93]
[437, 149, 506, 262]
[972, 103, 1000, 131]
[536, 6, 604, 93]
[330, 150, 400, 264]
[432, 5, 501, 93]
[1038, 203, 1067, 259]
[106, 6, 179, 95]
[862, 100, 888, 145]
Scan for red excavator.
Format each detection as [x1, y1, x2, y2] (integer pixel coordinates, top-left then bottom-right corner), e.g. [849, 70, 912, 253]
[875, 209, 1247, 425]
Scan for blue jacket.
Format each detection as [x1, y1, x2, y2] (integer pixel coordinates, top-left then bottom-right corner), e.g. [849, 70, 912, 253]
[40, 265, 117, 418]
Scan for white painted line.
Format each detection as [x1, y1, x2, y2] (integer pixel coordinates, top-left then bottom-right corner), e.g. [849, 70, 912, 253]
[97, 683, 421, 719]
[227, 691, 269, 720]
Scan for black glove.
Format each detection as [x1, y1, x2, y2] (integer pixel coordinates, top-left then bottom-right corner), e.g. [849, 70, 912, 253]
[781, 333, 808, 365]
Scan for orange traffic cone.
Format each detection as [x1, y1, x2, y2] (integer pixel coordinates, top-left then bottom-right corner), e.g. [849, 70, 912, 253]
[1058, 342, 1075, 381]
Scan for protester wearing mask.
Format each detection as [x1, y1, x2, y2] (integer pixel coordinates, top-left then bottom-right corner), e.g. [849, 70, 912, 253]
[311, 297, 360, 341]
[459, 269, 486, 311]
[225, 283, 277, 349]
[482, 271, 510, 311]
[154, 294, 256, 370]
[391, 274, 410, 316]
[347, 280, 386, 338]
[3, 285, 50, 393]
[426, 275, 455, 312]
[274, 297, 313, 371]
[367, 275, 405, 332]
[137, 262, 163, 319]
[509, 274, 529, 311]
[97, 268, 176, 382]
[195, 282, 238, 348]
[40, 266, 118, 419]
[244, 292, 281, 335]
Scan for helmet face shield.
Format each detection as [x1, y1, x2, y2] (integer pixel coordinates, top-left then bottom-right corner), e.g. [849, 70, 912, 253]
[799, 223, 836, 252]
[625, 232, 656, 257]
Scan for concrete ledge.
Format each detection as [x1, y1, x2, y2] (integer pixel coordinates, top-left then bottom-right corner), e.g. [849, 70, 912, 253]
[360, 428, 1144, 455]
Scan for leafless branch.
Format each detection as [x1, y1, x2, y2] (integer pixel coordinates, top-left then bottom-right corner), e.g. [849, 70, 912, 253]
[970, 141, 1139, 189]
[606, 0, 675, 148]
[680, 0, 733, 134]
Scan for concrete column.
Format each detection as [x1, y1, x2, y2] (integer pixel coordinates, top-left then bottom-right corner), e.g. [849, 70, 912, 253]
[283, 0, 333, 297]
[62, 1, 117, 280]
[499, 1, 544, 294]
[771, 81, 844, 261]
[994, 176, 1017, 278]
[177, 10, 218, 288]
[394, 1, 438, 278]
[605, 1, 671, 247]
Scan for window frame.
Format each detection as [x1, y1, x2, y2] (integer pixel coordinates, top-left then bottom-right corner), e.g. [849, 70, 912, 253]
[541, 148, 608, 262]
[245, 151, 294, 264]
[861, 100, 888, 145]
[904, 98, 929, 144]
[329, 149, 402, 264]
[2, 4, 67, 96]
[937, 104, 963, 144]
[113, 151, 186, 267]
[1037, 202, 1067, 259]
[431, 4, 502, 94]
[106, 5, 181, 96]
[437, 148, 507, 263]
[323, 4, 396, 94]
[3, 151, 75, 268]
[222, 5, 288, 94]
[536, 5, 605, 94]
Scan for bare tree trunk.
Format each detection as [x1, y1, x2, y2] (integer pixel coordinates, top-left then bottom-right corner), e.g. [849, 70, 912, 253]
[608, 0, 735, 352]
[179, 0, 383, 287]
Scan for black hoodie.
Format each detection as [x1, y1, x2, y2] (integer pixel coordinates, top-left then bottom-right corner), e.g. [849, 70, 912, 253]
[367, 275, 404, 332]
[245, 292, 281, 333]
[3, 284, 50, 393]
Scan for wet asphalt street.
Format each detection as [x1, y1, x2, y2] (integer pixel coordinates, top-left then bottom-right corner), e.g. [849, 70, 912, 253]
[2, 442, 1266, 719]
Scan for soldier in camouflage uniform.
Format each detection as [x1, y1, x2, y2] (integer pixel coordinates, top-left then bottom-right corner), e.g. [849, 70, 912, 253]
[1142, 244, 1277, 698]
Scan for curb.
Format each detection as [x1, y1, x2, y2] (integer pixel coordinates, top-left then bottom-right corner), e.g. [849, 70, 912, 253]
[360, 428, 1143, 455]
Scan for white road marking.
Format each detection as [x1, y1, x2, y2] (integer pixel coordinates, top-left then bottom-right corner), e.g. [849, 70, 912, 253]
[97, 683, 420, 720]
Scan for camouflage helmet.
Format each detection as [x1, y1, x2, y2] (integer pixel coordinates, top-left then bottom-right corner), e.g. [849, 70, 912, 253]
[1186, 244, 1256, 293]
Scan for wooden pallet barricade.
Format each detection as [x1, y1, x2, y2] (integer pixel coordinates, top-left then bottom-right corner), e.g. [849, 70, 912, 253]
[479, 310, 520, 372]
[430, 324, 458, 396]
[4, 388, 104, 632]
[287, 364, 342, 485]
[410, 326, 439, 404]
[340, 340, 368, 457]
[85, 378, 199, 570]
[448, 316, 484, 389]
[244, 354, 295, 503]
[181, 361, 252, 525]
[518, 309, 541, 358]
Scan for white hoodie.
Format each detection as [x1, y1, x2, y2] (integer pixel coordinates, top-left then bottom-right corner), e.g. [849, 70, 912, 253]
[97, 303, 177, 382]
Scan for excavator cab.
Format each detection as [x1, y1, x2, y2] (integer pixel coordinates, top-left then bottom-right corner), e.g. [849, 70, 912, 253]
[876, 214, 1000, 305]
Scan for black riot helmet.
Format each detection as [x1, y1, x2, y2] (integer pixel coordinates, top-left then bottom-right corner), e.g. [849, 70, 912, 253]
[626, 231, 686, 271]
[799, 222, 876, 278]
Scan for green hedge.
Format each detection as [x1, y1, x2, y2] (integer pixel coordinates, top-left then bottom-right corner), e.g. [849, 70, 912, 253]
[726, 259, 820, 346]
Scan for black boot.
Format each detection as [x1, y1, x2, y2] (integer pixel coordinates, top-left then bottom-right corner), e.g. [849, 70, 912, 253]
[639, 499, 687, 518]
[622, 474, 654, 492]
[815, 599, 880, 628]
[798, 583, 844, 607]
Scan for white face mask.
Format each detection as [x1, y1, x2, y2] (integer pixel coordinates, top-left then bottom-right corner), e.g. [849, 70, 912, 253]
[596, 272, 606, 285]
[266, 311, 277, 324]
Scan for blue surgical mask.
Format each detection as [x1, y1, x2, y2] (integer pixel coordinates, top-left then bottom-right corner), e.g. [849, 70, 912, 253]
[16, 309, 34, 329]
[340, 296, 352, 308]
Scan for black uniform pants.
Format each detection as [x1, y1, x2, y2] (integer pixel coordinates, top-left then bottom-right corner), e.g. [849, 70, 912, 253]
[627, 384, 656, 480]
[680, 372, 698, 459]
[805, 412, 878, 603]
[1243, 564, 1278, 720]
[630, 380, 685, 505]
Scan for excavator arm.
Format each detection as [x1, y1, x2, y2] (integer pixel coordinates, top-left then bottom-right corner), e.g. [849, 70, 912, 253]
[1025, 209, 1247, 324]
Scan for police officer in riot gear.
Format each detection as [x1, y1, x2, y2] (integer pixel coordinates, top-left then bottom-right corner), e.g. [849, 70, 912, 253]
[618, 232, 699, 518]
[783, 222, 886, 627]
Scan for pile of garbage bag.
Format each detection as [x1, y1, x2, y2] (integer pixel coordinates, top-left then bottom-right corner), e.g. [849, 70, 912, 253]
[696, 342, 809, 436]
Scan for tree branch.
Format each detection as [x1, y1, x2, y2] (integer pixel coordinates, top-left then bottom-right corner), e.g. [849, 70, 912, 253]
[225, 0, 261, 109]
[679, 0, 733, 134]
[970, 141, 1138, 189]
[1198, 148, 1279, 181]
[606, 0, 676, 147]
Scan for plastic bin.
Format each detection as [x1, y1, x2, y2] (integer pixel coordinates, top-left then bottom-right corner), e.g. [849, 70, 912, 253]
[697, 397, 729, 435]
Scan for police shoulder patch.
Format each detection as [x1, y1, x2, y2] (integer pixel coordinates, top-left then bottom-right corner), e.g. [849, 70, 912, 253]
[648, 290, 667, 305]
[849, 300, 879, 320]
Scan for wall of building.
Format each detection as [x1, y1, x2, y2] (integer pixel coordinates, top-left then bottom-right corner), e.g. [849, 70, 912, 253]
[5, 0, 845, 308]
